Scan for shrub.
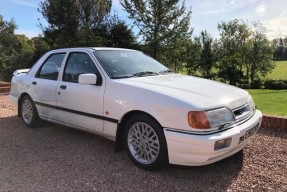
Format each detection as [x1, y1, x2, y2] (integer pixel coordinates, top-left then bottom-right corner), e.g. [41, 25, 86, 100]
[239, 84, 251, 89]
[251, 79, 262, 89]
[264, 79, 287, 90]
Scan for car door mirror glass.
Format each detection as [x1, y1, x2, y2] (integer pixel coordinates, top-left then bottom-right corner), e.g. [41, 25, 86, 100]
[78, 74, 97, 85]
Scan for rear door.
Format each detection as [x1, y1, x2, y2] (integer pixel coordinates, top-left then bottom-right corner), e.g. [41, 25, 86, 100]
[56, 51, 105, 131]
[32, 53, 66, 120]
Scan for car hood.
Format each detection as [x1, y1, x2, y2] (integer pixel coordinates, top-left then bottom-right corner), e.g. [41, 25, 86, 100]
[118, 74, 249, 110]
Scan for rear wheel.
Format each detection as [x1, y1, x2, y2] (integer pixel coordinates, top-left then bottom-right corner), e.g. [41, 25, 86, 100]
[20, 95, 39, 127]
[124, 115, 168, 170]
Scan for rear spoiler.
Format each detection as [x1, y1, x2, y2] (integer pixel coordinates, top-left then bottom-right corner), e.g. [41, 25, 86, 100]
[13, 69, 30, 76]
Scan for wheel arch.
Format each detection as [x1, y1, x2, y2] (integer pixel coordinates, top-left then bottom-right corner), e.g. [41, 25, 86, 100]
[114, 110, 164, 152]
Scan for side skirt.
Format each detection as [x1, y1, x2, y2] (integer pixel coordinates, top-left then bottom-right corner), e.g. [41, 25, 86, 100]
[39, 114, 116, 141]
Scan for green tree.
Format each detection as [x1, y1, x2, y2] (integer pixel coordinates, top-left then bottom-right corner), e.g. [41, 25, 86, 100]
[39, 0, 112, 47]
[273, 37, 287, 60]
[120, 0, 192, 62]
[0, 15, 18, 81]
[76, 0, 112, 46]
[247, 23, 275, 86]
[39, 0, 80, 47]
[3, 35, 37, 81]
[163, 37, 189, 72]
[198, 30, 215, 79]
[98, 14, 138, 49]
[77, 0, 112, 29]
[217, 19, 274, 87]
[0, 14, 51, 81]
[184, 38, 201, 75]
[107, 21, 137, 48]
[0, 24, 37, 81]
[39, 0, 135, 48]
[217, 19, 250, 85]
[32, 37, 51, 62]
[7, 35, 35, 80]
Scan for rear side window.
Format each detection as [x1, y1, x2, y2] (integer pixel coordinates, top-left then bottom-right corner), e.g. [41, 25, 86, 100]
[37, 53, 65, 80]
[63, 52, 99, 83]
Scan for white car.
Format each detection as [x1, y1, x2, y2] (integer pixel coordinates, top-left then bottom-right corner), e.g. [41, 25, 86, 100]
[10, 47, 262, 170]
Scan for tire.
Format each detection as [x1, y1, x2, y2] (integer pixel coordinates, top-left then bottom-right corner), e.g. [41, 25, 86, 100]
[124, 115, 168, 170]
[20, 95, 39, 127]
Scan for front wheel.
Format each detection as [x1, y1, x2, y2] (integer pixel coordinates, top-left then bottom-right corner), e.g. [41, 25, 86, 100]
[20, 95, 39, 127]
[124, 115, 168, 170]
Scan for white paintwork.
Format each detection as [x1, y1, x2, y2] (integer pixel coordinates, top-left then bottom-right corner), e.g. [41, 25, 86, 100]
[105, 74, 250, 132]
[34, 78, 59, 119]
[78, 74, 97, 85]
[56, 81, 105, 132]
[9, 47, 263, 166]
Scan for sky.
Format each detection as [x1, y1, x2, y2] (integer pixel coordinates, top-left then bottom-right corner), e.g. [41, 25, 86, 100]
[0, 0, 287, 40]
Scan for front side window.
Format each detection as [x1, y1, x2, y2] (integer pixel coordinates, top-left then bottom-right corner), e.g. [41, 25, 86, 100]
[38, 53, 65, 80]
[63, 52, 99, 83]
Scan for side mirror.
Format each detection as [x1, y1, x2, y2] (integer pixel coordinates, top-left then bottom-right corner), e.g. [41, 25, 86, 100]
[78, 74, 97, 85]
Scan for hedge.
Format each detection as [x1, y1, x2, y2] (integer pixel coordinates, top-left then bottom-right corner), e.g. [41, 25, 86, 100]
[264, 79, 287, 90]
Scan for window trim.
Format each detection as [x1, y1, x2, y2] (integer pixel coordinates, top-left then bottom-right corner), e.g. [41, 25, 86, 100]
[62, 51, 103, 86]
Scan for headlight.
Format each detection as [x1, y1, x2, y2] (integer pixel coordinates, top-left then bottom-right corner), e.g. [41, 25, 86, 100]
[188, 107, 235, 129]
[205, 107, 235, 128]
[247, 95, 255, 111]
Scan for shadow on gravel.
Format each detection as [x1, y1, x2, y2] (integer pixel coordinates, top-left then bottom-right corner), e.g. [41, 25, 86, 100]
[161, 151, 244, 191]
[0, 115, 245, 191]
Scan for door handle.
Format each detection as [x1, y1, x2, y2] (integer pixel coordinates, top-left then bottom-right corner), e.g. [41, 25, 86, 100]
[32, 81, 37, 85]
[60, 85, 67, 90]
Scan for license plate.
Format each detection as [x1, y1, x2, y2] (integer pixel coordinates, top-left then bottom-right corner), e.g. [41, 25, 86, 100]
[244, 123, 260, 140]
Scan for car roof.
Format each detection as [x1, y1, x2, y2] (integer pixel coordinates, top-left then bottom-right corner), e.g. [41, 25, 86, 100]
[50, 47, 138, 52]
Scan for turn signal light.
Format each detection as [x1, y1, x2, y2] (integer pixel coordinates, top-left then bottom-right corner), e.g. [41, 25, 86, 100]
[188, 111, 210, 129]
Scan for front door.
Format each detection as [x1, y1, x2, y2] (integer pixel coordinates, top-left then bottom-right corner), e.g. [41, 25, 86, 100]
[56, 51, 105, 131]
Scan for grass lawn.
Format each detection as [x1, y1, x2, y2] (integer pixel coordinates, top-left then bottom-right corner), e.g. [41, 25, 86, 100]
[247, 89, 287, 117]
[267, 61, 287, 80]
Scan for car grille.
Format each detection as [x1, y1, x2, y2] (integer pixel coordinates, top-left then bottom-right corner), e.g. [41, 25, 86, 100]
[232, 103, 255, 124]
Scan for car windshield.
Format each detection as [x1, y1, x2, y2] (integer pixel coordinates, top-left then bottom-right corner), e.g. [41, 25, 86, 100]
[94, 50, 172, 79]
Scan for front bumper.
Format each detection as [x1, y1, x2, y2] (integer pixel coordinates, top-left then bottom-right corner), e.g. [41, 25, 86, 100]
[164, 109, 262, 166]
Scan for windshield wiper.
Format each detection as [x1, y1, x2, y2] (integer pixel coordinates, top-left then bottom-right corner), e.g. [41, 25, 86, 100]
[112, 75, 133, 79]
[112, 71, 159, 79]
[131, 71, 159, 77]
[158, 69, 174, 74]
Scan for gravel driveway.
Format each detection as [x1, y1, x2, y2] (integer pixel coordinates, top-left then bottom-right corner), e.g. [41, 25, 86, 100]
[0, 94, 286, 192]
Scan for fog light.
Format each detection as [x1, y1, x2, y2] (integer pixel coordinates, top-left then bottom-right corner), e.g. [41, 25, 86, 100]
[214, 138, 232, 151]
